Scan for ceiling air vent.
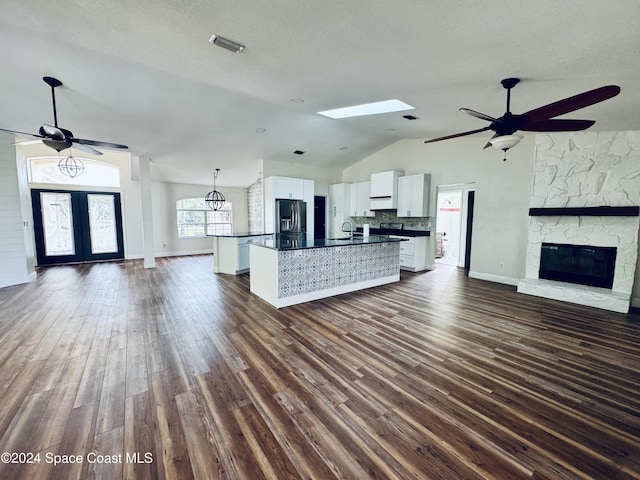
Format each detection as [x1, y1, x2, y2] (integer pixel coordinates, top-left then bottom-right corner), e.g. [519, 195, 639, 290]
[402, 114, 419, 120]
[209, 34, 245, 53]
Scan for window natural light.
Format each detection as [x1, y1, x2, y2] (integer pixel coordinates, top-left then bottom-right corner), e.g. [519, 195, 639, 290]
[28, 156, 121, 187]
[176, 198, 232, 238]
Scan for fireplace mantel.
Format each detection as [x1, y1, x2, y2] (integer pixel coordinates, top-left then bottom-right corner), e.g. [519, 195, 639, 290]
[528, 206, 640, 217]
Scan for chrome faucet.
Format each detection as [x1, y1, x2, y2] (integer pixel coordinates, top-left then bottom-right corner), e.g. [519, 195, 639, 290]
[341, 220, 354, 238]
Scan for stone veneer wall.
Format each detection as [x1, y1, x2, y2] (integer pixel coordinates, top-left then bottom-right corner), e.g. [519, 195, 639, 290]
[247, 177, 263, 234]
[518, 131, 640, 312]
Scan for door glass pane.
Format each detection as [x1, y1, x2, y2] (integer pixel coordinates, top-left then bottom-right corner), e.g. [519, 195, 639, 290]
[41, 192, 75, 256]
[88, 194, 118, 254]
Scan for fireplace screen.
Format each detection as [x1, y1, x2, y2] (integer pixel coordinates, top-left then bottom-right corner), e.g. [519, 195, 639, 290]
[539, 243, 616, 289]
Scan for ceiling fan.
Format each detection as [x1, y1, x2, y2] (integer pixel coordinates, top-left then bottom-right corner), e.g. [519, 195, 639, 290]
[424, 78, 621, 160]
[0, 76, 128, 156]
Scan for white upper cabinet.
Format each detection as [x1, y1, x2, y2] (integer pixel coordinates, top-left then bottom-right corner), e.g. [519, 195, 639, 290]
[397, 174, 431, 217]
[349, 181, 374, 217]
[264, 176, 314, 235]
[273, 176, 304, 200]
[370, 170, 403, 210]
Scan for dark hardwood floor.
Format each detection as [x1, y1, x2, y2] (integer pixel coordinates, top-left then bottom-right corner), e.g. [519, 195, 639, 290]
[0, 255, 639, 479]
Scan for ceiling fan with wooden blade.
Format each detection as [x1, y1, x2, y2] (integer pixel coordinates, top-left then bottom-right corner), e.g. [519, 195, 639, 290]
[424, 78, 621, 158]
[0, 76, 128, 155]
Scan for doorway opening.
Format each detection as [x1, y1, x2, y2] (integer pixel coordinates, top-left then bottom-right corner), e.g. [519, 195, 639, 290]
[435, 184, 475, 269]
[314, 196, 326, 239]
[31, 188, 125, 266]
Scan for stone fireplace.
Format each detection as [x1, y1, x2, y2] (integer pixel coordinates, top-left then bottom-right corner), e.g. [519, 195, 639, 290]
[517, 131, 640, 313]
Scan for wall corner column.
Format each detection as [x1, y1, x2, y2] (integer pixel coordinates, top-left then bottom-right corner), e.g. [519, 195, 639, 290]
[138, 155, 156, 269]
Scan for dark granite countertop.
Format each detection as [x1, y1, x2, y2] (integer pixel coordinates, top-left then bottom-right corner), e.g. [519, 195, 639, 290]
[355, 227, 431, 237]
[207, 232, 270, 238]
[250, 234, 404, 251]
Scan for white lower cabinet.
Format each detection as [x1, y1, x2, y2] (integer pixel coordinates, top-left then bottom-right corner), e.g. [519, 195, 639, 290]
[389, 235, 429, 272]
[213, 235, 270, 274]
[238, 243, 250, 271]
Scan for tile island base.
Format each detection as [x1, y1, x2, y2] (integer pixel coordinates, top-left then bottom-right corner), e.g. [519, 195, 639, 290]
[250, 237, 401, 308]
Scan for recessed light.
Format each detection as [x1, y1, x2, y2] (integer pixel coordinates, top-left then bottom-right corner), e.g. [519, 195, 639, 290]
[208, 34, 245, 53]
[255, 128, 266, 133]
[290, 98, 304, 103]
[339, 146, 348, 151]
[317, 99, 414, 119]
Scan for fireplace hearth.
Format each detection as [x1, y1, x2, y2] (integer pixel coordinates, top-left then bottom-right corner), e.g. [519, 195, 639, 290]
[539, 243, 616, 289]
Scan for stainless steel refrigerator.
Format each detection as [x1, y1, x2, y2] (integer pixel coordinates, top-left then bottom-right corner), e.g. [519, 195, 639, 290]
[276, 199, 306, 245]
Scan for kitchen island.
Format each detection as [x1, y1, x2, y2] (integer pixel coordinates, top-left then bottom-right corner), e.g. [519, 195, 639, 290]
[249, 235, 402, 308]
[209, 232, 272, 275]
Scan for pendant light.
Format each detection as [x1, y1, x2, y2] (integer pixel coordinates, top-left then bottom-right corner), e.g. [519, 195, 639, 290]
[58, 150, 85, 178]
[205, 168, 226, 211]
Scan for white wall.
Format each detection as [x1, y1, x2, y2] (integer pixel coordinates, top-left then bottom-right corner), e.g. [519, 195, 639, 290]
[342, 135, 536, 284]
[0, 133, 30, 287]
[146, 181, 249, 258]
[14, 148, 37, 274]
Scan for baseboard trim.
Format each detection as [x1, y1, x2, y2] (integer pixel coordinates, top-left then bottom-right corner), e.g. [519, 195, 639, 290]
[126, 249, 213, 260]
[0, 274, 31, 289]
[468, 271, 520, 286]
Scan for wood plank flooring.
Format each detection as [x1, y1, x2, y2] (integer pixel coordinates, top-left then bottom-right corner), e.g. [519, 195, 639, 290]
[0, 255, 639, 479]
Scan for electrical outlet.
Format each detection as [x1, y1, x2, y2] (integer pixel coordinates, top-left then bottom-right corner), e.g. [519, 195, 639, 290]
[498, 262, 504, 270]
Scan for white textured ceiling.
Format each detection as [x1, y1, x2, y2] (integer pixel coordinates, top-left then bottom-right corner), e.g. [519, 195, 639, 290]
[1, 1, 639, 187]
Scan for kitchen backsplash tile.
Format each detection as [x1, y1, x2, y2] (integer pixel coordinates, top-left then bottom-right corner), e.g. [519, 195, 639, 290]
[351, 210, 433, 230]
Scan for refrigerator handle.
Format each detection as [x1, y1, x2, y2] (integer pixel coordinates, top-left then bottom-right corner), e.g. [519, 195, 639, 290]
[292, 204, 296, 229]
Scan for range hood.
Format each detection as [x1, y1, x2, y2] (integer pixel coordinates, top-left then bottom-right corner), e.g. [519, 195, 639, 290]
[369, 170, 403, 210]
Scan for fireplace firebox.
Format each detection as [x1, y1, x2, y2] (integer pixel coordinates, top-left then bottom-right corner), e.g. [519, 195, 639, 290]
[539, 243, 616, 289]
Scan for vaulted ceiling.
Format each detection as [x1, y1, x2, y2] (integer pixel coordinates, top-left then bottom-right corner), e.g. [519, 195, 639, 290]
[1, 1, 639, 187]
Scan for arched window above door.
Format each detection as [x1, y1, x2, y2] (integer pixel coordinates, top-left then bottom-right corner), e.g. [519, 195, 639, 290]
[28, 156, 121, 188]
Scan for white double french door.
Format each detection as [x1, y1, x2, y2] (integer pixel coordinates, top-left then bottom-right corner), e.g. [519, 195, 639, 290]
[31, 189, 125, 265]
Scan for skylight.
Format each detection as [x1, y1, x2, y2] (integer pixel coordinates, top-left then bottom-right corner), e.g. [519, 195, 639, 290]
[317, 99, 414, 119]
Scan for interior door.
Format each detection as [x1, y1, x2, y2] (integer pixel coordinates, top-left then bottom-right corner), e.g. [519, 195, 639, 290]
[314, 195, 326, 239]
[31, 189, 125, 265]
[464, 190, 475, 270]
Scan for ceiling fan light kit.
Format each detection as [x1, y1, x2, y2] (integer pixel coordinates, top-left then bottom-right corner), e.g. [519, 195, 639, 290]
[424, 77, 621, 160]
[0, 76, 128, 156]
[489, 134, 523, 161]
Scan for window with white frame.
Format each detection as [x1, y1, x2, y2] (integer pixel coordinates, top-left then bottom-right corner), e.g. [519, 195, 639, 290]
[176, 198, 232, 238]
[28, 156, 121, 187]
